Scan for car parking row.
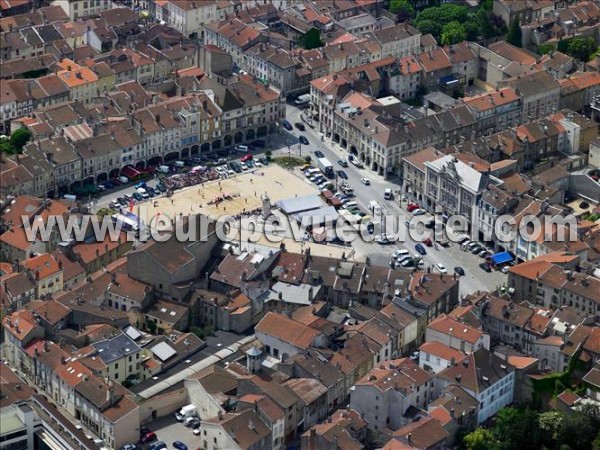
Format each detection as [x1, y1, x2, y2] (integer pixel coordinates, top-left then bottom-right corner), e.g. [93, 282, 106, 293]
[108, 181, 167, 210]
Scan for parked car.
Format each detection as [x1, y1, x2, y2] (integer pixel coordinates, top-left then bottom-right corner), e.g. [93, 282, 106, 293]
[338, 159, 348, 167]
[186, 417, 200, 429]
[337, 170, 348, 179]
[103, 181, 114, 189]
[360, 178, 370, 185]
[132, 192, 143, 202]
[314, 150, 324, 158]
[282, 120, 293, 130]
[109, 201, 120, 209]
[436, 263, 448, 274]
[392, 249, 410, 260]
[407, 203, 420, 212]
[415, 243, 427, 255]
[241, 154, 253, 162]
[184, 416, 198, 427]
[148, 442, 166, 450]
[479, 250, 492, 259]
[139, 432, 157, 444]
[422, 238, 433, 247]
[412, 208, 426, 216]
[172, 442, 188, 450]
[479, 262, 492, 272]
[139, 428, 151, 437]
[258, 157, 269, 165]
[155, 183, 166, 193]
[409, 351, 420, 361]
[146, 187, 157, 197]
[121, 445, 137, 450]
[193, 428, 202, 436]
[376, 234, 393, 244]
[470, 245, 484, 254]
[299, 135, 309, 145]
[295, 122, 305, 131]
[117, 197, 128, 206]
[501, 266, 510, 274]
[454, 266, 465, 276]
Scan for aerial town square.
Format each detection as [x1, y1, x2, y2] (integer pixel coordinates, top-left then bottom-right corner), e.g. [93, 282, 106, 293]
[1, 1, 600, 450]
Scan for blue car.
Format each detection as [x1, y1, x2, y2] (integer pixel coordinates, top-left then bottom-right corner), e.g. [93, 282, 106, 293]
[172, 442, 188, 450]
[134, 181, 147, 189]
[415, 243, 427, 255]
[282, 120, 293, 131]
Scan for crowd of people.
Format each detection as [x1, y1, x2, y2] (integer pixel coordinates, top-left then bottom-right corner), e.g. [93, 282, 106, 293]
[162, 167, 220, 190]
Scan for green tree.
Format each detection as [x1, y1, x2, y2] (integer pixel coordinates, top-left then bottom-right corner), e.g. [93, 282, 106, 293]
[415, 3, 469, 40]
[463, 428, 497, 450]
[304, 155, 312, 163]
[413, 19, 440, 37]
[506, 19, 522, 47]
[389, 0, 414, 21]
[492, 407, 541, 450]
[481, 0, 493, 10]
[9, 128, 32, 152]
[557, 412, 596, 450]
[441, 21, 467, 45]
[593, 429, 600, 450]
[0, 137, 13, 154]
[539, 411, 563, 446]
[566, 37, 598, 62]
[301, 28, 324, 50]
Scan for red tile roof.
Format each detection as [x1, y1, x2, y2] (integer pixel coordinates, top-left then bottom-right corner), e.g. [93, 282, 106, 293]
[255, 312, 322, 350]
[427, 314, 484, 345]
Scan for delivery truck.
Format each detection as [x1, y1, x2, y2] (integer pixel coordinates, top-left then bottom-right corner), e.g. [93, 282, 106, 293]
[317, 157, 334, 179]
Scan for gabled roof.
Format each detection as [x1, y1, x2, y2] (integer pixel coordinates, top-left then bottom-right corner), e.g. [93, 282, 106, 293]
[392, 417, 449, 449]
[255, 312, 323, 350]
[427, 314, 484, 345]
[436, 348, 514, 394]
[203, 409, 270, 448]
[419, 341, 467, 363]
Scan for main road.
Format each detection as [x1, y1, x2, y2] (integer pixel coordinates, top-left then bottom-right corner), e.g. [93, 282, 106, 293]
[279, 104, 507, 297]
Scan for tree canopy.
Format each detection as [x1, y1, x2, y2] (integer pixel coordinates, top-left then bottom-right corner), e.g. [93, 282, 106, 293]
[0, 128, 32, 154]
[413, 2, 504, 42]
[506, 19, 522, 47]
[462, 407, 600, 450]
[10, 128, 32, 151]
[389, 0, 414, 21]
[301, 28, 324, 50]
[565, 37, 598, 62]
[463, 428, 497, 450]
[440, 21, 467, 45]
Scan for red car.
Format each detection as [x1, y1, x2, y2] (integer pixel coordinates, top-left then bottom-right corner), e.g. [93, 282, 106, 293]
[407, 203, 420, 212]
[241, 154, 253, 162]
[140, 431, 157, 443]
[422, 238, 432, 247]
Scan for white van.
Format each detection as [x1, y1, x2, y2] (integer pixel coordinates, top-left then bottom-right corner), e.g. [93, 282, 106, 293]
[369, 200, 382, 216]
[235, 145, 249, 152]
[344, 201, 358, 209]
[118, 176, 129, 184]
[174, 160, 185, 168]
[384, 188, 393, 200]
[157, 165, 170, 173]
